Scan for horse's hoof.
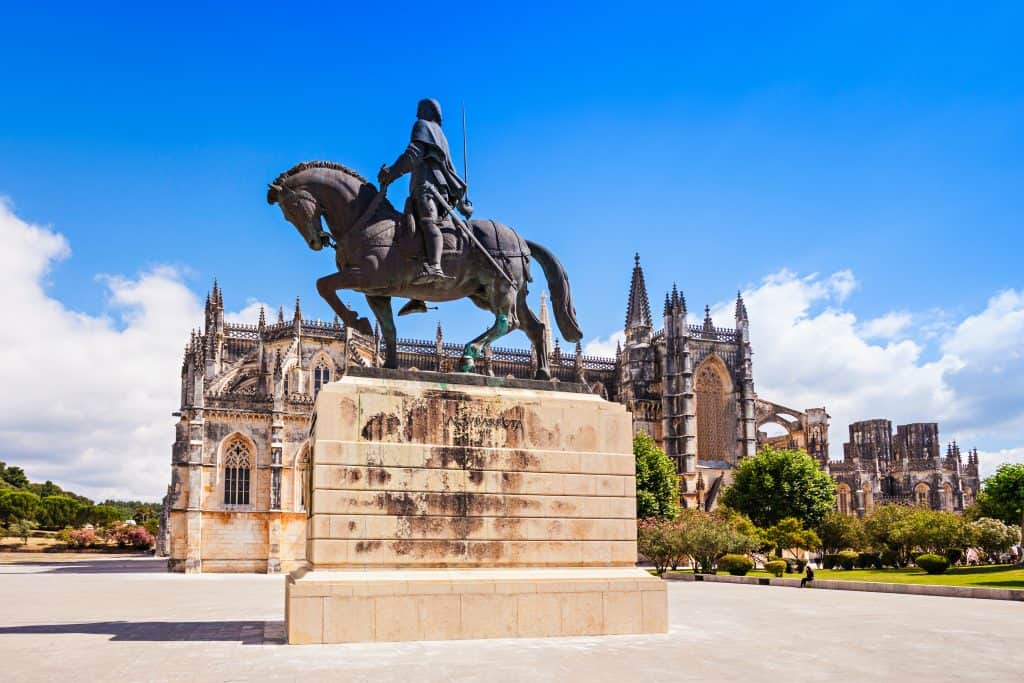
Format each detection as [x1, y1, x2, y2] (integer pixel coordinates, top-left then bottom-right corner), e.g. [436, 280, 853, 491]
[460, 359, 476, 373]
[535, 369, 551, 381]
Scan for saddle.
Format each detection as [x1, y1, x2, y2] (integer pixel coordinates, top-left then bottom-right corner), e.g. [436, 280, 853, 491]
[402, 196, 464, 254]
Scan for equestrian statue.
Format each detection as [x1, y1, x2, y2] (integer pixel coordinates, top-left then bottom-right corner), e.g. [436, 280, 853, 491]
[266, 98, 581, 379]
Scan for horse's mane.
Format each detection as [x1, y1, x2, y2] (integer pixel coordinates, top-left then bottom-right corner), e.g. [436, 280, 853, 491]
[266, 161, 373, 204]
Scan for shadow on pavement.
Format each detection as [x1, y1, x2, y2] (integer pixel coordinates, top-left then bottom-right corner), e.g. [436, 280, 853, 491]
[0, 557, 167, 574]
[0, 620, 283, 644]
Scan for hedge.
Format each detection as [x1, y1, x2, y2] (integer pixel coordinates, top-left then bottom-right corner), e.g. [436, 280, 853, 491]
[764, 560, 787, 577]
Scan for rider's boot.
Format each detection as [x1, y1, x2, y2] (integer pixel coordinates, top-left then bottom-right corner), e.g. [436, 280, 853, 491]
[411, 222, 452, 285]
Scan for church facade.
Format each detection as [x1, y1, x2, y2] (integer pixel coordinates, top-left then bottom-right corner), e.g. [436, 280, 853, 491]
[828, 420, 980, 516]
[160, 258, 976, 572]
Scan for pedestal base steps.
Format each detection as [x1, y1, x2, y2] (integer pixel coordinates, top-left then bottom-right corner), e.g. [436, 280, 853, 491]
[286, 567, 666, 643]
[286, 368, 667, 643]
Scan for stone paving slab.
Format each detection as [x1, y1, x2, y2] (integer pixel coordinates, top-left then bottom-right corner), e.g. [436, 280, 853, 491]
[1, 556, 1022, 681]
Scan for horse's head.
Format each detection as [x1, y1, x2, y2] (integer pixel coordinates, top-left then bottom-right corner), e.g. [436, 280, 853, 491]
[267, 181, 331, 252]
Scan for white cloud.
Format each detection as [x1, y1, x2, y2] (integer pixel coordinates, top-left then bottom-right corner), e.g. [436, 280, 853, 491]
[858, 311, 913, 340]
[224, 299, 272, 325]
[976, 447, 1024, 479]
[592, 266, 1024, 474]
[583, 330, 625, 357]
[0, 200, 201, 501]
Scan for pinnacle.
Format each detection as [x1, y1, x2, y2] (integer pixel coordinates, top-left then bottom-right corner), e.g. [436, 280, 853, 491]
[624, 253, 652, 331]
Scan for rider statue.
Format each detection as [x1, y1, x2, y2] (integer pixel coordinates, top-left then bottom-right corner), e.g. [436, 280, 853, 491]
[378, 98, 473, 290]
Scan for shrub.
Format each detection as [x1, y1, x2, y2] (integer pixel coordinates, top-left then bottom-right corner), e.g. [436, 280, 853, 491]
[856, 552, 882, 569]
[717, 554, 755, 576]
[108, 523, 155, 550]
[944, 548, 963, 566]
[915, 553, 950, 575]
[783, 558, 808, 573]
[822, 554, 840, 570]
[764, 560, 787, 577]
[837, 551, 858, 570]
[879, 548, 900, 568]
[68, 527, 100, 548]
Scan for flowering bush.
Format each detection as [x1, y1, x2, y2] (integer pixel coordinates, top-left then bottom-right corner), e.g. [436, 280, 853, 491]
[638, 517, 687, 575]
[108, 523, 155, 550]
[67, 527, 101, 548]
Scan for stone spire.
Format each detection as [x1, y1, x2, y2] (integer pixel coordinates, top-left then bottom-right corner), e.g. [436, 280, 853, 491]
[293, 296, 302, 321]
[735, 290, 748, 322]
[277, 305, 285, 324]
[257, 305, 266, 331]
[702, 305, 714, 333]
[538, 292, 553, 358]
[624, 253, 652, 344]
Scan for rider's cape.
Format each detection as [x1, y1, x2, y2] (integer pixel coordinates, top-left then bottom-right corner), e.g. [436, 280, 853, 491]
[410, 119, 468, 200]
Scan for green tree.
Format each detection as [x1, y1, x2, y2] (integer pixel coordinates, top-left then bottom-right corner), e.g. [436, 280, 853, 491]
[816, 510, 866, 555]
[634, 433, 680, 519]
[677, 508, 759, 573]
[1, 465, 30, 489]
[131, 503, 162, 524]
[0, 489, 41, 524]
[864, 504, 915, 566]
[40, 495, 84, 530]
[720, 446, 836, 528]
[9, 519, 38, 545]
[88, 504, 124, 528]
[29, 480, 65, 499]
[908, 509, 972, 555]
[765, 517, 821, 558]
[976, 463, 1024, 528]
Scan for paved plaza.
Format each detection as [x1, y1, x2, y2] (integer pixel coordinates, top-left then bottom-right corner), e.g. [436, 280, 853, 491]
[1, 556, 1021, 682]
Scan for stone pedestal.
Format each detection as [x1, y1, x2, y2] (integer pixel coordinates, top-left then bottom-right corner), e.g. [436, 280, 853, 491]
[285, 367, 666, 644]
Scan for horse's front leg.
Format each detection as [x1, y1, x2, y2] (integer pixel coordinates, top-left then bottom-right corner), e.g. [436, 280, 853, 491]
[316, 271, 374, 336]
[364, 295, 398, 369]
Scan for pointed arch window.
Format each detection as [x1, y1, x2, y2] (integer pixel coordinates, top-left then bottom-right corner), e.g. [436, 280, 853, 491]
[914, 482, 930, 507]
[836, 484, 852, 515]
[314, 358, 331, 396]
[695, 361, 729, 461]
[297, 447, 310, 512]
[223, 438, 252, 506]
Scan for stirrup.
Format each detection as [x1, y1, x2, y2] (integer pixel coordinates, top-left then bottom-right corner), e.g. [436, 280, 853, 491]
[411, 265, 452, 286]
[398, 299, 429, 317]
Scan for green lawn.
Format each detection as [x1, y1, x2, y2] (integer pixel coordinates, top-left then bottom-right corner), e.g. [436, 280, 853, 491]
[741, 565, 1024, 589]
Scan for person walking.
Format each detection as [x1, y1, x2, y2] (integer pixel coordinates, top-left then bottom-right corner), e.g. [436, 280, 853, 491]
[800, 564, 815, 588]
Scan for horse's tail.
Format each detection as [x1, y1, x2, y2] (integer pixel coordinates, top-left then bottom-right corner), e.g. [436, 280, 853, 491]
[526, 240, 583, 343]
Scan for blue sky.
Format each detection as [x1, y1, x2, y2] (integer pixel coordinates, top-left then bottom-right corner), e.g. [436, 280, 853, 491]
[1, 2, 1023, 498]
[2, 2, 1021, 343]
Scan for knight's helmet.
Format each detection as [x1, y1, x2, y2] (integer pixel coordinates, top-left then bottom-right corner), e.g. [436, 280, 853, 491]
[417, 98, 443, 124]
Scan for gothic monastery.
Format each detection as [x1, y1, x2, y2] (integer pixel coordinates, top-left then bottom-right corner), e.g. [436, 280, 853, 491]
[160, 257, 979, 572]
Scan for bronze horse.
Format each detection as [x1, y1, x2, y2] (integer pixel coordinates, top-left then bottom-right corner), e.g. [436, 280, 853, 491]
[266, 161, 581, 379]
